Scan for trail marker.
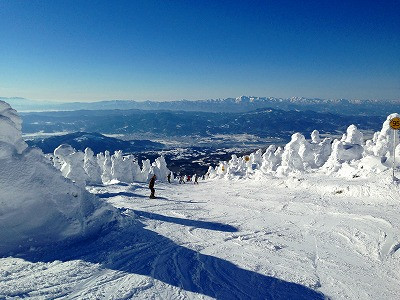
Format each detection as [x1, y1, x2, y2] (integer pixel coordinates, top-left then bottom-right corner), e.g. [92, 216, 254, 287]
[389, 117, 400, 181]
[390, 117, 400, 130]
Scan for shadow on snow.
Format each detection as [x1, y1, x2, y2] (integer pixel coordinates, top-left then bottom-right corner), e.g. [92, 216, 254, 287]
[97, 191, 149, 199]
[18, 213, 325, 299]
[133, 210, 238, 233]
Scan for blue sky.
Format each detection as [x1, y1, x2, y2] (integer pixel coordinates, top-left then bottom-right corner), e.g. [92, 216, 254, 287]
[0, 0, 399, 102]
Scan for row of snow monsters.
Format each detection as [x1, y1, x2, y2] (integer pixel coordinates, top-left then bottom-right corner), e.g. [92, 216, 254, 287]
[207, 114, 400, 179]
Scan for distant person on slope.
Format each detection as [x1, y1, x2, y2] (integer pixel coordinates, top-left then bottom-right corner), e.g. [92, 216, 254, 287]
[149, 174, 156, 199]
[194, 174, 199, 185]
[167, 172, 171, 183]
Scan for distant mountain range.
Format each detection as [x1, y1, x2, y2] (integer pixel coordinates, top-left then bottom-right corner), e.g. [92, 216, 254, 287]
[2, 95, 399, 116]
[21, 107, 384, 139]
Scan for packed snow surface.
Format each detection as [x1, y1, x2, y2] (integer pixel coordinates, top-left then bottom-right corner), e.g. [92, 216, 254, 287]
[1, 172, 400, 299]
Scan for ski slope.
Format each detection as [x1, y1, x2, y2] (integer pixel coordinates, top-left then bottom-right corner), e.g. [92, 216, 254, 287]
[1, 172, 399, 299]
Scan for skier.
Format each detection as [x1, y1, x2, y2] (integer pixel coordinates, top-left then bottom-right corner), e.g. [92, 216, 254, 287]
[194, 174, 199, 184]
[167, 172, 171, 183]
[149, 174, 156, 199]
[187, 175, 191, 182]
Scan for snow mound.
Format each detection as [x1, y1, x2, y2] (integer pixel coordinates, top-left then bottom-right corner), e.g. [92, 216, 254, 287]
[0, 101, 117, 256]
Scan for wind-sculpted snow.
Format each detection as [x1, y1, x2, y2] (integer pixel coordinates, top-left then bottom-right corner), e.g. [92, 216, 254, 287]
[0, 101, 117, 256]
[52, 144, 172, 185]
[208, 113, 400, 179]
[0, 101, 27, 156]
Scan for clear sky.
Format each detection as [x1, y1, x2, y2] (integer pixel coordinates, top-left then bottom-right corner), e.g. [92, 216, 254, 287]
[0, 0, 399, 102]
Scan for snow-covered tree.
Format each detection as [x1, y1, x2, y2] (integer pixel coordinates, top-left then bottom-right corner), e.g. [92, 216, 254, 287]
[84, 147, 102, 184]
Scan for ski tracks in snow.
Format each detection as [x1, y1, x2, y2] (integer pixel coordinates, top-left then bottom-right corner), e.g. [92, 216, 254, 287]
[2, 177, 399, 299]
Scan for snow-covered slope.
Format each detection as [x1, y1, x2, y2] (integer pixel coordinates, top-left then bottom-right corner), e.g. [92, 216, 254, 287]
[1, 175, 399, 299]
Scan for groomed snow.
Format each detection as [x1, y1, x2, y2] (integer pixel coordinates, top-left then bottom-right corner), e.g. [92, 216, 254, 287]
[1, 174, 399, 299]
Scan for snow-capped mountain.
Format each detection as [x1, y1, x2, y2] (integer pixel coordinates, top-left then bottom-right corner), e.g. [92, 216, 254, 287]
[4, 95, 400, 116]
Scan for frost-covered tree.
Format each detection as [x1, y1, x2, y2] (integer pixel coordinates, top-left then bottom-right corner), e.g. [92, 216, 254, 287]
[322, 125, 364, 172]
[111, 151, 134, 183]
[276, 133, 307, 176]
[260, 145, 280, 172]
[101, 150, 113, 183]
[54, 144, 89, 186]
[151, 156, 171, 182]
[366, 113, 400, 159]
[84, 147, 102, 184]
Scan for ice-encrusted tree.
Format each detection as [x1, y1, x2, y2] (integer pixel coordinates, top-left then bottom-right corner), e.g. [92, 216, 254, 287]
[101, 150, 113, 183]
[365, 113, 400, 159]
[276, 133, 307, 176]
[111, 151, 134, 183]
[84, 147, 102, 184]
[54, 144, 89, 186]
[151, 156, 171, 182]
[260, 145, 280, 173]
[322, 125, 364, 172]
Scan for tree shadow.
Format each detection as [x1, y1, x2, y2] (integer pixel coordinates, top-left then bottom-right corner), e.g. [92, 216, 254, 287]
[133, 210, 238, 232]
[153, 196, 206, 204]
[97, 191, 148, 199]
[18, 216, 325, 300]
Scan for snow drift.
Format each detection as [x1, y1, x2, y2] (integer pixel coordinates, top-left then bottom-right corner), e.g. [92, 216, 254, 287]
[0, 101, 117, 256]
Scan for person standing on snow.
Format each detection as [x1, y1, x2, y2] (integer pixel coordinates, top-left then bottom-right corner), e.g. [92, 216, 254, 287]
[149, 174, 156, 199]
[194, 174, 199, 184]
[167, 172, 171, 183]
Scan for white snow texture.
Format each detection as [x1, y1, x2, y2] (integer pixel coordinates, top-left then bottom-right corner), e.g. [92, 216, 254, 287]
[0, 101, 117, 256]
